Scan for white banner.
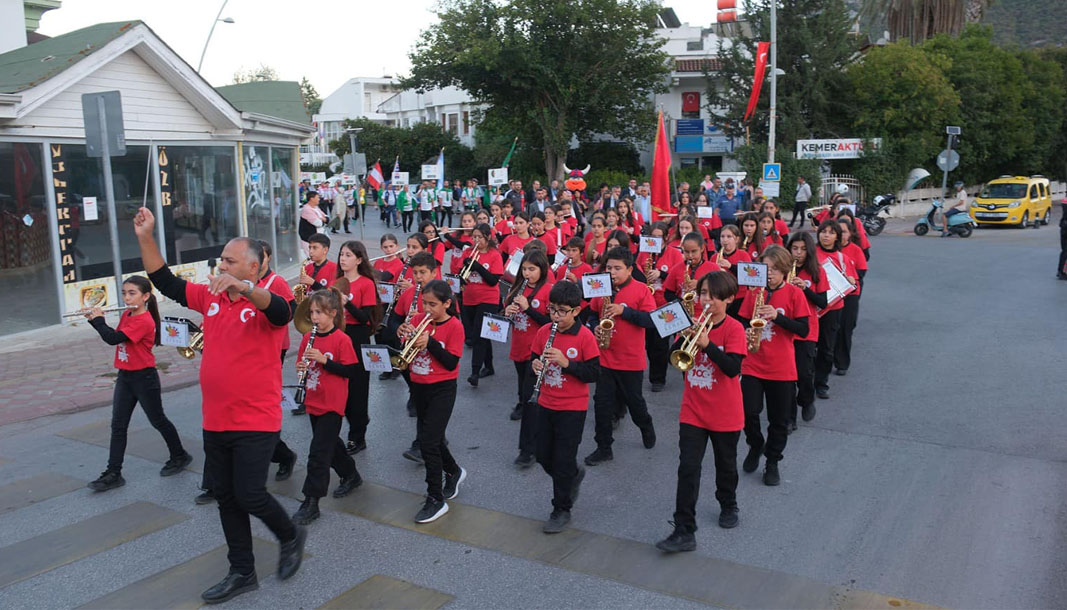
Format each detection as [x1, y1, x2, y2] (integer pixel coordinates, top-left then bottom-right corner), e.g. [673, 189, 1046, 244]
[505, 249, 524, 278]
[488, 167, 509, 186]
[480, 313, 512, 342]
[421, 164, 440, 180]
[391, 171, 409, 185]
[360, 345, 394, 373]
[736, 262, 768, 288]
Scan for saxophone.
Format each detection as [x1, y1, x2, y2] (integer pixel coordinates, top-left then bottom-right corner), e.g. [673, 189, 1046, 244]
[681, 263, 696, 318]
[787, 261, 797, 283]
[644, 253, 656, 294]
[746, 288, 767, 353]
[596, 294, 615, 349]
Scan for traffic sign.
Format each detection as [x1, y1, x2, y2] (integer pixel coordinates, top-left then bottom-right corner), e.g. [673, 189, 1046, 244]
[762, 163, 781, 182]
[937, 149, 960, 172]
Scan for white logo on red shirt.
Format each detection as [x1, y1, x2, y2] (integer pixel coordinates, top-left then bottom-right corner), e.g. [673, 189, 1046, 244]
[686, 360, 716, 390]
[306, 368, 321, 391]
[803, 279, 812, 288]
[239, 308, 256, 323]
[117, 344, 128, 362]
[660, 265, 669, 272]
[319, 278, 328, 286]
[207, 303, 220, 316]
[544, 363, 563, 388]
[513, 313, 529, 332]
[323, 351, 334, 361]
[531, 298, 540, 308]
[566, 347, 578, 359]
[411, 352, 433, 375]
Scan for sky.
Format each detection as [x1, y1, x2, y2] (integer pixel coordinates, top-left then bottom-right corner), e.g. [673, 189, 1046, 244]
[38, 0, 723, 99]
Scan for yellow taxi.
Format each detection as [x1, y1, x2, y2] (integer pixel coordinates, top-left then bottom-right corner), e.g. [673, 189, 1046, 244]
[970, 175, 1053, 227]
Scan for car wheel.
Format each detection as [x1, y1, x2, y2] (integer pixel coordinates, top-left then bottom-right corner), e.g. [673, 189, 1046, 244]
[957, 225, 973, 238]
[1018, 211, 1029, 228]
[914, 223, 929, 236]
[1041, 209, 1051, 225]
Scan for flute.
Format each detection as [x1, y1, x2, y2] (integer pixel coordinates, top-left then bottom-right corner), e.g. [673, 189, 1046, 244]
[63, 305, 136, 318]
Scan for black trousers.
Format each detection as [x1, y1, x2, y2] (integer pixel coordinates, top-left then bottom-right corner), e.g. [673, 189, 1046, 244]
[437, 208, 453, 227]
[202, 430, 296, 575]
[645, 326, 670, 386]
[834, 294, 860, 372]
[274, 349, 294, 464]
[463, 303, 498, 375]
[515, 359, 537, 455]
[1058, 226, 1066, 275]
[419, 210, 433, 223]
[413, 380, 460, 501]
[344, 324, 372, 443]
[593, 367, 653, 451]
[401, 210, 415, 232]
[814, 309, 841, 393]
[741, 376, 794, 464]
[536, 407, 586, 512]
[790, 202, 808, 226]
[302, 412, 357, 498]
[673, 424, 740, 531]
[107, 368, 184, 472]
[791, 340, 817, 422]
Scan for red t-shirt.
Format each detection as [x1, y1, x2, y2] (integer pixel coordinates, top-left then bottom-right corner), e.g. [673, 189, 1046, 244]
[817, 248, 858, 310]
[531, 323, 600, 411]
[563, 215, 579, 234]
[535, 230, 559, 256]
[427, 241, 445, 265]
[259, 270, 294, 351]
[508, 280, 553, 361]
[461, 248, 503, 306]
[663, 260, 720, 296]
[114, 311, 156, 370]
[815, 209, 832, 226]
[775, 219, 790, 237]
[304, 260, 337, 290]
[298, 327, 357, 416]
[738, 284, 811, 381]
[393, 285, 425, 319]
[839, 242, 867, 296]
[588, 278, 655, 371]
[636, 247, 683, 307]
[587, 238, 609, 262]
[696, 214, 723, 243]
[373, 256, 405, 283]
[408, 314, 464, 384]
[342, 274, 378, 327]
[500, 234, 534, 259]
[185, 283, 286, 432]
[853, 222, 871, 250]
[556, 261, 593, 284]
[795, 267, 828, 342]
[680, 316, 747, 432]
[494, 218, 514, 238]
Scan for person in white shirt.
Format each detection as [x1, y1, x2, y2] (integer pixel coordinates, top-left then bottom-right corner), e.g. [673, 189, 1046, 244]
[942, 181, 968, 237]
[790, 176, 813, 228]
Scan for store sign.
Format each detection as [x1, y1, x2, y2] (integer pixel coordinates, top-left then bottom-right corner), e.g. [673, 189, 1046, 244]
[51, 144, 76, 282]
[675, 135, 734, 154]
[158, 146, 172, 206]
[676, 119, 705, 136]
[796, 138, 882, 159]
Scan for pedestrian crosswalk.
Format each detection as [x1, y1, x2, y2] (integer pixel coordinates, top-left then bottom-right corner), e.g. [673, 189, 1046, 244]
[0, 472, 84, 515]
[319, 575, 454, 610]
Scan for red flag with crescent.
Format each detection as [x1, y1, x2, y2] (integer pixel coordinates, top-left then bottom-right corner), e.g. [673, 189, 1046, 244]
[744, 42, 771, 123]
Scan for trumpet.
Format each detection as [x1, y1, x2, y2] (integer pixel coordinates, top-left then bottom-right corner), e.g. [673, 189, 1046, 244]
[716, 246, 725, 266]
[459, 250, 481, 282]
[595, 294, 615, 349]
[670, 304, 715, 371]
[746, 287, 767, 353]
[63, 304, 136, 318]
[391, 314, 434, 370]
[681, 264, 696, 318]
[177, 331, 204, 359]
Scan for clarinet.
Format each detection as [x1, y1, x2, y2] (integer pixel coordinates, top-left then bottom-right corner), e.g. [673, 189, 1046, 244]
[529, 322, 558, 405]
[293, 324, 318, 406]
[380, 262, 409, 327]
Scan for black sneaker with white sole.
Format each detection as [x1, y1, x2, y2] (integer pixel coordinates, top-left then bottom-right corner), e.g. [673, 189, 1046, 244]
[88, 470, 125, 492]
[414, 497, 449, 523]
[443, 467, 467, 500]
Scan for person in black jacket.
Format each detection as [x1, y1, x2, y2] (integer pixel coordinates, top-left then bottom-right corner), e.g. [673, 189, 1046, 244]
[1058, 200, 1067, 280]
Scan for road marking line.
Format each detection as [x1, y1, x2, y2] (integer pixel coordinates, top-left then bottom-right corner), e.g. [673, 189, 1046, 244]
[319, 574, 454, 610]
[0, 472, 85, 515]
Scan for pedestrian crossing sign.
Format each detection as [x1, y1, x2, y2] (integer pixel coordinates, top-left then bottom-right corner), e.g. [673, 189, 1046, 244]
[762, 163, 781, 182]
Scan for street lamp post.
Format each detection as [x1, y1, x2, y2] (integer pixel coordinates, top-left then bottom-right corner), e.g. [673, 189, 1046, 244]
[767, 0, 777, 164]
[347, 127, 364, 240]
[197, 0, 235, 73]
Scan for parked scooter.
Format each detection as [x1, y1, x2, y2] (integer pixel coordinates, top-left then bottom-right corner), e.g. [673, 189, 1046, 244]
[858, 194, 893, 236]
[914, 199, 975, 238]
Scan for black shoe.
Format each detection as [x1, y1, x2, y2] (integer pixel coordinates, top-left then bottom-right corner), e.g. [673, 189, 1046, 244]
[742, 446, 761, 473]
[291, 497, 320, 525]
[514, 452, 536, 469]
[466, 375, 479, 387]
[443, 467, 467, 500]
[195, 489, 216, 505]
[787, 419, 797, 434]
[835, 369, 848, 376]
[407, 401, 417, 417]
[802, 403, 817, 421]
[464, 339, 476, 347]
[542, 509, 571, 534]
[655, 524, 696, 553]
[346, 440, 366, 455]
[816, 388, 830, 400]
[650, 382, 665, 393]
[275, 451, 297, 481]
[509, 403, 524, 421]
[641, 425, 657, 449]
[290, 406, 306, 416]
[414, 497, 449, 523]
[333, 474, 362, 498]
[478, 368, 494, 378]
[402, 446, 424, 464]
[763, 462, 781, 486]
[611, 416, 621, 431]
[378, 371, 393, 381]
[584, 448, 613, 466]
[88, 470, 125, 492]
[201, 570, 258, 604]
[277, 525, 307, 580]
[160, 452, 193, 477]
[571, 466, 586, 503]
[719, 507, 739, 529]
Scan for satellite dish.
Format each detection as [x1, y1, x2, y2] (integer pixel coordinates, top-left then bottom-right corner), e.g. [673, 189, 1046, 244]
[905, 168, 931, 191]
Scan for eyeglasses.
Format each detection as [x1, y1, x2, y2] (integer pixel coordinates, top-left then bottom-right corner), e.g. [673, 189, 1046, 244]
[548, 306, 577, 316]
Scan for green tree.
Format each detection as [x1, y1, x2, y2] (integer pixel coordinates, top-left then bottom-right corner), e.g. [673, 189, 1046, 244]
[232, 64, 279, 84]
[404, 0, 670, 180]
[1037, 46, 1067, 180]
[300, 77, 322, 115]
[708, 0, 857, 151]
[330, 118, 478, 180]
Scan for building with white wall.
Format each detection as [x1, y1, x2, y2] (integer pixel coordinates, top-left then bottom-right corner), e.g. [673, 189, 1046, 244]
[375, 86, 483, 148]
[305, 77, 400, 164]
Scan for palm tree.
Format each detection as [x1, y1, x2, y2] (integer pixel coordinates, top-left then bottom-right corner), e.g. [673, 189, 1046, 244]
[862, 0, 994, 43]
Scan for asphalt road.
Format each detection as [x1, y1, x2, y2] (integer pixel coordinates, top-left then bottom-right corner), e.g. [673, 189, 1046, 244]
[0, 214, 1064, 609]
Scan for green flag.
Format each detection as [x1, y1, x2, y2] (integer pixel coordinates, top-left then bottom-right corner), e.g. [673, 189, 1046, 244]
[501, 137, 518, 168]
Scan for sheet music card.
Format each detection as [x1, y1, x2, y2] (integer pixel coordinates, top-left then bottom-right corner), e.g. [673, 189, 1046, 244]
[360, 345, 394, 373]
[582, 273, 612, 298]
[480, 313, 512, 343]
[651, 301, 693, 338]
[736, 262, 768, 288]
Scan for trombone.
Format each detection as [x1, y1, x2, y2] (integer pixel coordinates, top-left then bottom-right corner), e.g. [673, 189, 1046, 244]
[670, 304, 715, 372]
[390, 314, 434, 370]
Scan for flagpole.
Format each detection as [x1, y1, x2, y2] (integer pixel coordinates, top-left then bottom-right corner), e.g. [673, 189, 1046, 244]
[768, 0, 777, 164]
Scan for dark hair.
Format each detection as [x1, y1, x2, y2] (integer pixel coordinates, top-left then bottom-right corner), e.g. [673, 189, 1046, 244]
[740, 215, 764, 253]
[308, 233, 331, 249]
[380, 233, 399, 246]
[409, 251, 437, 271]
[607, 229, 632, 251]
[338, 240, 383, 328]
[257, 239, 273, 258]
[836, 217, 856, 244]
[757, 211, 780, 242]
[531, 211, 546, 224]
[548, 280, 582, 307]
[506, 249, 550, 305]
[646, 221, 670, 237]
[836, 209, 860, 239]
[760, 244, 793, 276]
[123, 275, 161, 346]
[421, 279, 458, 316]
[564, 236, 585, 252]
[407, 232, 430, 250]
[306, 190, 319, 201]
[472, 223, 497, 248]
[682, 231, 705, 249]
[523, 239, 547, 254]
[604, 245, 634, 268]
[697, 270, 738, 302]
[786, 231, 821, 283]
[418, 220, 438, 236]
[307, 287, 346, 332]
[816, 220, 842, 251]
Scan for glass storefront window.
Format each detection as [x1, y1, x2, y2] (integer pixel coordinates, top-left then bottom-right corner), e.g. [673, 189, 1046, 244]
[243, 145, 272, 252]
[271, 147, 299, 267]
[159, 145, 239, 265]
[0, 142, 58, 335]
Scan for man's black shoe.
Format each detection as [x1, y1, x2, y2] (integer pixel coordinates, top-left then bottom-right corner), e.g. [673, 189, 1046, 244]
[466, 375, 479, 387]
[742, 446, 761, 473]
[478, 367, 494, 378]
[584, 448, 613, 466]
[414, 497, 449, 523]
[802, 403, 817, 421]
[816, 388, 830, 400]
[542, 509, 571, 534]
[650, 382, 665, 393]
[333, 474, 362, 498]
[290, 406, 306, 416]
[509, 403, 524, 421]
[346, 440, 366, 455]
[402, 446, 424, 464]
[719, 507, 739, 529]
[835, 369, 848, 376]
[88, 470, 124, 492]
[655, 524, 696, 553]
[763, 462, 781, 486]
[160, 452, 193, 477]
[292, 497, 320, 525]
[195, 489, 216, 505]
[275, 451, 297, 481]
[277, 524, 307, 580]
[641, 425, 657, 449]
[201, 570, 258, 604]
[571, 466, 586, 503]
[514, 452, 536, 469]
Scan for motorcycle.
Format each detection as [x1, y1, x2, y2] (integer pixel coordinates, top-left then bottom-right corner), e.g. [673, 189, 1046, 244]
[914, 199, 975, 238]
[858, 194, 894, 237]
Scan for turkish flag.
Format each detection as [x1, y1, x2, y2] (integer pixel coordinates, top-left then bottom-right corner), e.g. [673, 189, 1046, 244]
[650, 111, 672, 223]
[366, 162, 384, 190]
[681, 91, 700, 114]
[744, 42, 771, 123]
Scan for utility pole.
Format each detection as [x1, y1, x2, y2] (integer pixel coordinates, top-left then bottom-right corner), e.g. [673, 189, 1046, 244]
[767, 0, 777, 164]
